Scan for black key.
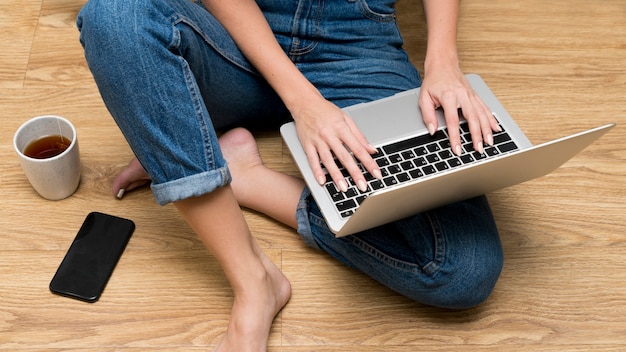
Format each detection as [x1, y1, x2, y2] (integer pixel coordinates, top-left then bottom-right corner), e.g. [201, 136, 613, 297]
[414, 157, 427, 167]
[438, 150, 454, 160]
[387, 165, 402, 174]
[336, 199, 357, 211]
[426, 143, 440, 153]
[431, 130, 447, 141]
[460, 154, 474, 164]
[400, 161, 414, 171]
[376, 157, 390, 167]
[383, 132, 446, 154]
[485, 147, 500, 157]
[426, 154, 440, 163]
[473, 152, 486, 160]
[325, 183, 344, 202]
[409, 169, 424, 179]
[397, 172, 411, 183]
[435, 161, 449, 171]
[423, 165, 436, 175]
[345, 187, 358, 198]
[447, 158, 462, 168]
[493, 132, 512, 144]
[356, 195, 368, 204]
[383, 176, 398, 186]
[498, 141, 518, 153]
[401, 150, 416, 159]
[340, 210, 354, 218]
[388, 153, 403, 163]
[370, 180, 385, 190]
[414, 146, 428, 156]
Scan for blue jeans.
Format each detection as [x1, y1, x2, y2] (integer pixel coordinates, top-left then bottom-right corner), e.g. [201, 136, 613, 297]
[77, 0, 503, 309]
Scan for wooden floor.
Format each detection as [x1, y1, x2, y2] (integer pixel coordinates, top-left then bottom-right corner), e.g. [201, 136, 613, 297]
[1, 0, 625, 350]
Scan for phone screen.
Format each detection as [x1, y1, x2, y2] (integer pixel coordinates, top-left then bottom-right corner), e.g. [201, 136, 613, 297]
[49, 212, 135, 302]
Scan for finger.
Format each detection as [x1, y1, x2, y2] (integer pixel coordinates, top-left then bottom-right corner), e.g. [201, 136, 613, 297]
[469, 96, 498, 149]
[440, 99, 463, 156]
[304, 144, 329, 187]
[316, 143, 351, 193]
[324, 127, 368, 192]
[418, 92, 439, 135]
[337, 140, 372, 192]
[459, 101, 485, 154]
[477, 99, 502, 144]
[332, 141, 366, 192]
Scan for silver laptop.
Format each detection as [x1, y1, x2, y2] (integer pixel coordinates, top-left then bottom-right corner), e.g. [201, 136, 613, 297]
[280, 74, 615, 237]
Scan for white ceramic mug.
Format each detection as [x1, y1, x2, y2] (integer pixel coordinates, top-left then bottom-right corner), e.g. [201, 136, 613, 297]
[13, 115, 81, 200]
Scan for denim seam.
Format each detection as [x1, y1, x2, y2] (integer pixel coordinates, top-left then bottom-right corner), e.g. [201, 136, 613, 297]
[169, 14, 220, 173]
[288, 0, 323, 58]
[346, 235, 421, 273]
[422, 211, 446, 274]
[351, 0, 396, 22]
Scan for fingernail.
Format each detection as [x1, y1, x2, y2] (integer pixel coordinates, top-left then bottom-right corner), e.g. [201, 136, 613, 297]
[357, 179, 368, 192]
[455, 144, 463, 156]
[338, 179, 349, 192]
[317, 175, 326, 185]
[372, 168, 383, 180]
[116, 188, 125, 199]
[476, 142, 484, 154]
[427, 123, 436, 135]
[486, 134, 494, 146]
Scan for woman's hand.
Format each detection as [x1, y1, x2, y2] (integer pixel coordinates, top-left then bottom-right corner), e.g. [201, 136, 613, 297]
[419, 67, 501, 156]
[292, 96, 381, 193]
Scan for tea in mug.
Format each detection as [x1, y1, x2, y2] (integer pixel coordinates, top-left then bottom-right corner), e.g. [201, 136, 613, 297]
[23, 135, 71, 159]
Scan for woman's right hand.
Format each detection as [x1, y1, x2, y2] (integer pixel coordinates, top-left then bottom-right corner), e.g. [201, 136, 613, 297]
[292, 96, 382, 193]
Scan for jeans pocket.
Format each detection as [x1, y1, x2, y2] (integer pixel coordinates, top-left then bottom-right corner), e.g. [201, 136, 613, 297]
[348, 0, 396, 22]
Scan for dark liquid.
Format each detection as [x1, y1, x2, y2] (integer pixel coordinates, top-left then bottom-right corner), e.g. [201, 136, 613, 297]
[23, 135, 71, 159]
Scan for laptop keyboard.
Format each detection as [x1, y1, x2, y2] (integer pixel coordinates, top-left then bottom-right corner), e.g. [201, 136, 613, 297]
[322, 121, 519, 218]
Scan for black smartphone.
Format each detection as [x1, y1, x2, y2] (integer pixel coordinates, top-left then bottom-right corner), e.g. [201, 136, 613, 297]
[49, 212, 135, 303]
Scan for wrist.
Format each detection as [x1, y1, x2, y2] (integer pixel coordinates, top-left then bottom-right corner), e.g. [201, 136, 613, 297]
[424, 49, 460, 74]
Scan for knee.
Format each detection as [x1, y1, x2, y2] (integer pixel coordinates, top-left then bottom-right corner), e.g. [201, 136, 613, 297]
[425, 247, 504, 309]
[77, 0, 159, 50]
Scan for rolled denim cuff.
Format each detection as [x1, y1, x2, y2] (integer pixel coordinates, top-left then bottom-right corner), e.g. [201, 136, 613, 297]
[151, 166, 231, 205]
[295, 187, 322, 250]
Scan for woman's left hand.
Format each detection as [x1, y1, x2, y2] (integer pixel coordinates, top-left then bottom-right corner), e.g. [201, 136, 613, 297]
[418, 66, 501, 156]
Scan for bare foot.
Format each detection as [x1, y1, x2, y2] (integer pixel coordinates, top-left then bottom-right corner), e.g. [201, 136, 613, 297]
[214, 241, 291, 351]
[111, 158, 151, 198]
